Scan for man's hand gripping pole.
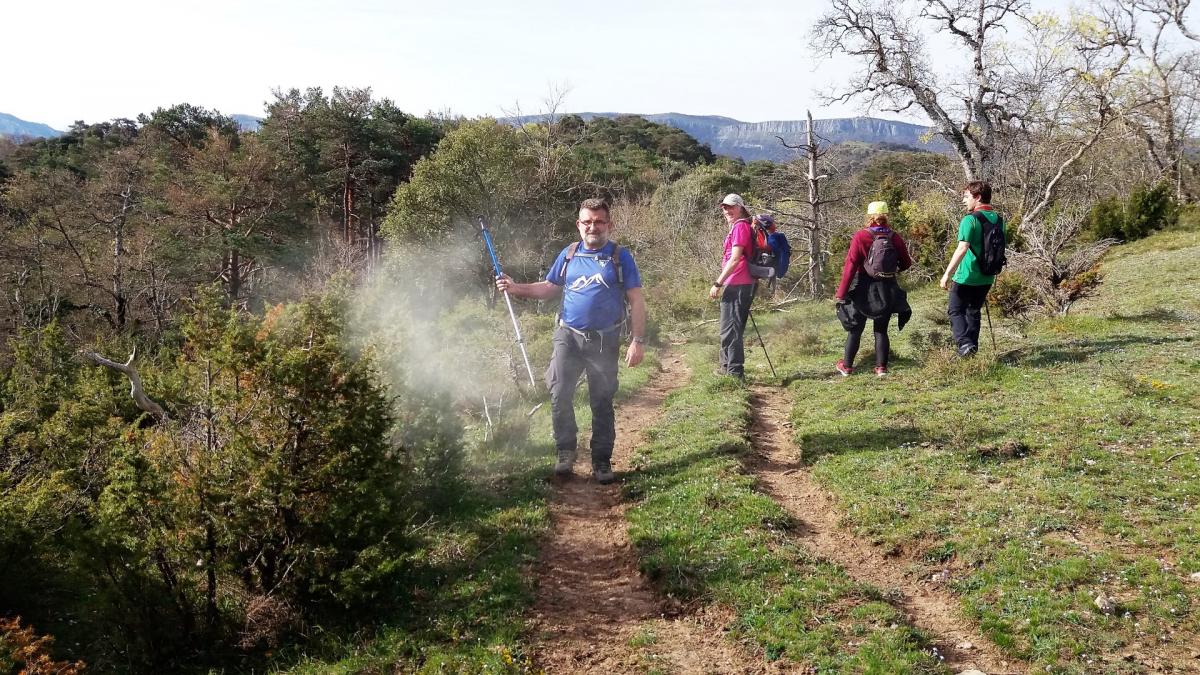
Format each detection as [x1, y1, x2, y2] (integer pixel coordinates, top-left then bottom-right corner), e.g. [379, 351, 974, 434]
[478, 217, 537, 387]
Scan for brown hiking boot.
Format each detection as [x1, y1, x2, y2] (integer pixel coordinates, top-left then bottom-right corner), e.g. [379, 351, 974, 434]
[554, 447, 577, 476]
[592, 459, 615, 485]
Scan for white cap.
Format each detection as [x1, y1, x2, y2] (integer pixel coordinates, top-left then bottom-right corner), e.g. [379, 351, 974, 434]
[720, 193, 747, 207]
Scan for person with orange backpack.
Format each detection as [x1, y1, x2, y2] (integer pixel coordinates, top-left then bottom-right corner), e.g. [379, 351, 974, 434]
[833, 201, 913, 377]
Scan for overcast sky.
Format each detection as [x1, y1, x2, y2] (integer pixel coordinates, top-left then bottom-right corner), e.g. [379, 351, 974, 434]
[0, 0, 1166, 130]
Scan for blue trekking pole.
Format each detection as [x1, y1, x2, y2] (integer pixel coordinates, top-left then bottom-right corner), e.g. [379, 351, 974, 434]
[478, 217, 537, 387]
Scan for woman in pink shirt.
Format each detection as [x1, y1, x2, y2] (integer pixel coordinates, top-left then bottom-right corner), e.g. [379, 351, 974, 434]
[709, 193, 756, 378]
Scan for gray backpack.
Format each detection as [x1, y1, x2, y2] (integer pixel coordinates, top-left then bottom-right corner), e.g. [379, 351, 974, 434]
[863, 231, 899, 279]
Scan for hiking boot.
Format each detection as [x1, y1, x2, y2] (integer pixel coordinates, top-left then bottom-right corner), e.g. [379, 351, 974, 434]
[835, 359, 854, 377]
[554, 447, 577, 476]
[592, 460, 615, 485]
[874, 366, 888, 377]
[956, 343, 978, 359]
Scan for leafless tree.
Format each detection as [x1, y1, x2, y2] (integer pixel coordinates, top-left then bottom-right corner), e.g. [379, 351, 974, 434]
[3, 148, 154, 333]
[811, 0, 1136, 228]
[1145, 0, 1200, 42]
[1007, 208, 1118, 315]
[812, 0, 1032, 182]
[766, 111, 850, 298]
[1095, 0, 1200, 199]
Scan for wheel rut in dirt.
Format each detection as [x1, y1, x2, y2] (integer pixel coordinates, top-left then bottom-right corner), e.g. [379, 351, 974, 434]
[528, 356, 772, 674]
[746, 384, 1028, 675]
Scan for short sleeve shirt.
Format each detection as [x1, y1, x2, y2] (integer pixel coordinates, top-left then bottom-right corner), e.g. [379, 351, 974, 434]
[954, 209, 1002, 286]
[722, 219, 754, 286]
[546, 241, 642, 331]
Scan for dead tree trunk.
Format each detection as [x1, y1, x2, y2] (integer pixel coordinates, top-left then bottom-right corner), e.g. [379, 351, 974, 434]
[778, 110, 837, 299]
[805, 112, 826, 298]
[342, 146, 355, 247]
[84, 348, 167, 421]
[228, 248, 241, 303]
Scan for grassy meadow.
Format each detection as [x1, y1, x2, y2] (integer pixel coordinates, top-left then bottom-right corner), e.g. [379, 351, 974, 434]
[275, 225, 1197, 674]
[736, 225, 1200, 672]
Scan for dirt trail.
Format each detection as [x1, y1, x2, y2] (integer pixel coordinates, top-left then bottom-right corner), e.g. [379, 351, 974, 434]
[746, 384, 1027, 675]
[528, 356, 774, 674]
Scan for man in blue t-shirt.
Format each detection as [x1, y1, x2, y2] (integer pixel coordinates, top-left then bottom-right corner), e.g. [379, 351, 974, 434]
[496, 198, 646, 484]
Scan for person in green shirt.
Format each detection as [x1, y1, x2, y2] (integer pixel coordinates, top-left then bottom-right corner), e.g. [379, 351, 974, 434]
[940, 180, 1002, 357]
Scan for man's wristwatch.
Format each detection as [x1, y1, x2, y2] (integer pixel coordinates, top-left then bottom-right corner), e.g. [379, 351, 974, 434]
[631, 336, 646, 344]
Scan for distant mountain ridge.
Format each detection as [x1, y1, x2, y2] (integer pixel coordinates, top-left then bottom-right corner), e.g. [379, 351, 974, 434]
[5, 109, 946, 162]
[0, 112, 261, 140]
[0, 112, 62, 139]
[513, 112, 948, 161]
[230, 114, 262, 132]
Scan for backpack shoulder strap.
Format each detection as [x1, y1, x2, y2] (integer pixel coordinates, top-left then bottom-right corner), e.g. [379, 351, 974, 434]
[610, 243, 624, 287]
[968, 212, 988, 257]
[972, 211, 1004, 231]
[560, 242, 580, 279]
[560, 241, 625, 287]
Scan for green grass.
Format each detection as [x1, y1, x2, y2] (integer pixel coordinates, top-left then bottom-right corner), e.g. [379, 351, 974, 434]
[624, 346, 945, 673]
[745, 227, 1200, 673]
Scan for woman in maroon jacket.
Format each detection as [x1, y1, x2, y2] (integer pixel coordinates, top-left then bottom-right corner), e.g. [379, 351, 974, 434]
[833, 201, 913, 377]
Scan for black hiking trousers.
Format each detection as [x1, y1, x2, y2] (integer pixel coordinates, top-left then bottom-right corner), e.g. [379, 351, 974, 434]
[843, 316, 891, 369]
[719, 283, 754, 377]
[545, 325, 620, 467]
[947, 281, 992, 350]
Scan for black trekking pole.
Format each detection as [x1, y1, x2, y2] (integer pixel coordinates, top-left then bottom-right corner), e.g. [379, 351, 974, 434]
[747, 310, 778, 379]
[478, 217, 537, 387]
[983, 299, 998, 354]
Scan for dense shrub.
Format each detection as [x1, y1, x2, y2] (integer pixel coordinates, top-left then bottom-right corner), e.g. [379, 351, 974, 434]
[1085, 182, 1178, 242]
[897, 191, 957, 280]
[988, 272, 1039, 318]
[0, 288, 466, 670]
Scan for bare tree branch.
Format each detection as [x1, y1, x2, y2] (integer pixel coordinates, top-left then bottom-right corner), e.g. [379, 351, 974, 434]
[84, 348, 168, 421]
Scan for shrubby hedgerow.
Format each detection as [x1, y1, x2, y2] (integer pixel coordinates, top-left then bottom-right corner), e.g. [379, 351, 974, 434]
[1, 286, 465, 669]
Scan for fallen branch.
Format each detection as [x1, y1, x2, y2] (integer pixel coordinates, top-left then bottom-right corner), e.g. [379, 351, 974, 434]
[1166, 450, 1197, 464]
[768, 297, 803, 311]
[84, 347, 167, 421]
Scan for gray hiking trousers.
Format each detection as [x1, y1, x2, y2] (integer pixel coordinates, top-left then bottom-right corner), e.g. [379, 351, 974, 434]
[545, 325, 621, 465]
[719, 283, 754, 377]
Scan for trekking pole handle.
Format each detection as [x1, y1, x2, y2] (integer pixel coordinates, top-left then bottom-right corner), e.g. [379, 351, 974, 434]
[478, 217, 504, 278]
